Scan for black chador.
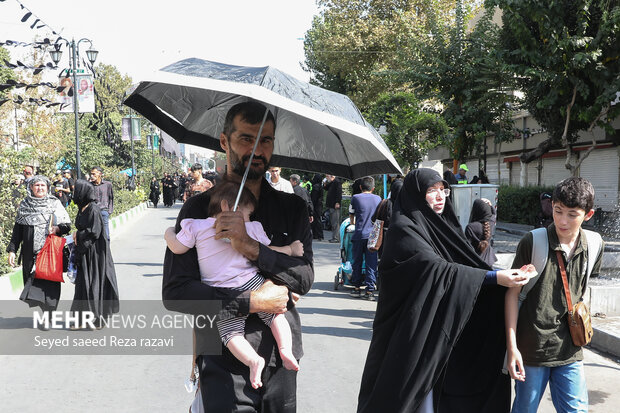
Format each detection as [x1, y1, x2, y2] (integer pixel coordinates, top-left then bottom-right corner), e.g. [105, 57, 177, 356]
[357, 169, 510, 413]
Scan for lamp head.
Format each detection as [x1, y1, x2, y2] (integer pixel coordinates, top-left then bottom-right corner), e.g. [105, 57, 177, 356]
[49, 49, 62, 65]
[85, 47, 98, 65]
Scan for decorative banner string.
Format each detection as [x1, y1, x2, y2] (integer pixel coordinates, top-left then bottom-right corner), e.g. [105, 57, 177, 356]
[0, 95, 67, 109]
[0, 78, 65, 93]
[0, 37, 58, 49]
[1, 59, 56, 74]
[0, 0, 60, 35]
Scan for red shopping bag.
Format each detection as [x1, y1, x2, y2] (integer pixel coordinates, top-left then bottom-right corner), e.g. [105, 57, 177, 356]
[35, 234, 66, 283]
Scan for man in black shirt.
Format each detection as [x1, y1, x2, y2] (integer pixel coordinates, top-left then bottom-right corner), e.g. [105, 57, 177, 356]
[90, 166, 114, 240]
[163, 101, 314, 412]
[290, 173, 314, 221]
[63, 170, 75, 203]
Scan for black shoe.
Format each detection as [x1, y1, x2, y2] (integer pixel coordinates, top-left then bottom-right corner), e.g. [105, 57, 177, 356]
[363, 291, 376, 301]
[328, 238, 339, 243]
[350, 288, 361, 298]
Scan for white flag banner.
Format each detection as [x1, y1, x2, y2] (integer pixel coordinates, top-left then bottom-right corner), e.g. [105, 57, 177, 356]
[57, 74, 95, 113]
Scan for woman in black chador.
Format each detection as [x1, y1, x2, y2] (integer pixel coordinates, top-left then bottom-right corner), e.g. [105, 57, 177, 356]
[70, 180, 119, 325]
[465, 198, 497, 267]
[149, 177, 161, 208]
[7, 175, 71, 313]
[357, 169, 533, 413]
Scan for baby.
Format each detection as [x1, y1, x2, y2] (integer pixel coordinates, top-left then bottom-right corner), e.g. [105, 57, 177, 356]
[164, 180, 301, 389]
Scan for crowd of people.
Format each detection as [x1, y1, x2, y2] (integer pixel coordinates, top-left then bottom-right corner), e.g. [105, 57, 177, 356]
[6, 103, 602, 413]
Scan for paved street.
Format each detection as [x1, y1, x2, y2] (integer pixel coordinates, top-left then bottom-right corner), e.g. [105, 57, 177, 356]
[1, 204, 619, 412]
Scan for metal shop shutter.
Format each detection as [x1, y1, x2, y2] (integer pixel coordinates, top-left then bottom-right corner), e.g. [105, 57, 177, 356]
[509, 161, 521, 185]
[527, 161, 539, 186]
[486, 156, 499, 183]
[542, 157, 571, 187]
[580, 148, 619, 211]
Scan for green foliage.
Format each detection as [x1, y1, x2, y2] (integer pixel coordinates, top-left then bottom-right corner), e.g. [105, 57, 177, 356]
[366, 92, 449, 168]
[487, 0, 620, 157]
[111, 188, 147, 217]
[405, 3, 517, 160]
[0, 148, 27, 274]
[497, 184, 554, 225]
[303, 0, 477, 111]
[0, 46, 16, 99]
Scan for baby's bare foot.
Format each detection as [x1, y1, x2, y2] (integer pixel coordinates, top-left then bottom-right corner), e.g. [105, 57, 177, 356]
[249, 357, 265, 389]
[280, 348, 300, 371]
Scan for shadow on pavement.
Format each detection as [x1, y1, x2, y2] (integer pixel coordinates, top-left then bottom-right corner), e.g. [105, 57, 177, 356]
[588, 390, 611, 405]
[0, 316, 32, 330]
[301, 325, 372, 341]
[297, 306, 376, 320]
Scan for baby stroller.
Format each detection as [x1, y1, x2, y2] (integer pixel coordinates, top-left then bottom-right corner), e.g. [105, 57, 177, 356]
[334, 218, 365, 290]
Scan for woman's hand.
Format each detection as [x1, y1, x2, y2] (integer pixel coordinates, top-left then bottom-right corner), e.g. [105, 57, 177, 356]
[496, 265, 537, 288]
[50, 225, 60, 235]
[8, 252, 16, 267]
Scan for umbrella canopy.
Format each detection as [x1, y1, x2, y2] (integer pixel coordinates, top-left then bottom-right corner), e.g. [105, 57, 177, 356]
[124, 58, 401, 179]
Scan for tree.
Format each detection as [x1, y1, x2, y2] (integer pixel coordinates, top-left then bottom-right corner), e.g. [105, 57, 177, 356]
[0, 46, 16, 98]
[488, 0, 620, 174]
[404, 2, 517, 165]
[9, 44, 63, 173]
[366, 92, 449, 168]
[303, 0, 471, 111]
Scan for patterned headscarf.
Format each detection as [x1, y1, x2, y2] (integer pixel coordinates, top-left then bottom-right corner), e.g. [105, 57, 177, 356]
[16, 175, 71, 253]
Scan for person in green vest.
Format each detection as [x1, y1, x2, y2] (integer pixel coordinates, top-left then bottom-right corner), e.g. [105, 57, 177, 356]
[301, 175, 313, 192]
[454, 164, 469, 184]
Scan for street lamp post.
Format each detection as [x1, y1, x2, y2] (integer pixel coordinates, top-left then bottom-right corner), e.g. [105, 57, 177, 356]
[13, 106, 19, 151]
[150, 124, 156, 176]
[118, 104, 137, 189]
[49, 38, 98, 179]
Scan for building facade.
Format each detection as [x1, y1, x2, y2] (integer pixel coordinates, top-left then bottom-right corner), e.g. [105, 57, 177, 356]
[427, 112, 620, 211]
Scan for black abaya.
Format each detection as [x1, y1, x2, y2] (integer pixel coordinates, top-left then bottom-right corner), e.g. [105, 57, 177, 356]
[357, 169, 509, 413]
[149, 181, 160, 207]
[70, 180, 119, 319]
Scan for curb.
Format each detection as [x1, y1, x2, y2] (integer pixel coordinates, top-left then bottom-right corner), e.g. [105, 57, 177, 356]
[0, 267, 24, 299]
[591, 320, 620, 359]
[109, 202, 148, 237]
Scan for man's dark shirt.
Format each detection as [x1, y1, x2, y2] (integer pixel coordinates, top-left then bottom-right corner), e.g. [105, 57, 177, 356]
[293, 184, 314, 217]
[324, 178, 342, 209]
[162, 178, 314, 368]
[92, 180, 114, 213]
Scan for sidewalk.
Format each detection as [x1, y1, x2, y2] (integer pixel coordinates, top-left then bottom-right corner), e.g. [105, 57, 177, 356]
[496, 221, 620, 360]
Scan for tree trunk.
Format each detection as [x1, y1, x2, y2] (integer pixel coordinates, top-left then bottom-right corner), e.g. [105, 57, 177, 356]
[519, 137, 556, 163]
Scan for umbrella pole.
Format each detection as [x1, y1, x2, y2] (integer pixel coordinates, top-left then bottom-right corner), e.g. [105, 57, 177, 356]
[233, 108, 270, 211]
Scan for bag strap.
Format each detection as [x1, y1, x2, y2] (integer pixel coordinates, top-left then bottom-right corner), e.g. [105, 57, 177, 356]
[518, 227, 548, 305]
[556, 250, 574, 317]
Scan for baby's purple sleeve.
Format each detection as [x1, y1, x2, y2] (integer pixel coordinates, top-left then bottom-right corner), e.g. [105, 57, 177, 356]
[248, 221, 271, 246]
[176, 219, 196, 249]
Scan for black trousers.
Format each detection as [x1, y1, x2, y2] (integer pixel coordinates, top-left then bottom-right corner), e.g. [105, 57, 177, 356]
[199, 355, 297, 412]
[311, 203, 323, 239]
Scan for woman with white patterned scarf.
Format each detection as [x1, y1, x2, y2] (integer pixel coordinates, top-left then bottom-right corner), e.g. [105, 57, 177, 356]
[7, 175, 71, 313]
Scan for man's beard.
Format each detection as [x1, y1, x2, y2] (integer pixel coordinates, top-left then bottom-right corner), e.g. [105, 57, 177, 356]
[230, 151, 270, 180]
